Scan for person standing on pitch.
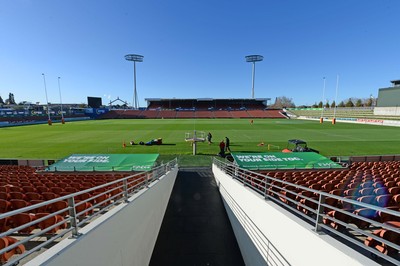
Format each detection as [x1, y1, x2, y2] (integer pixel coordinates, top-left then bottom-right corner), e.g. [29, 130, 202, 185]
[225, 137, 231, 152]
[219, 139, 225, 157]
[207, 132, 212, 144]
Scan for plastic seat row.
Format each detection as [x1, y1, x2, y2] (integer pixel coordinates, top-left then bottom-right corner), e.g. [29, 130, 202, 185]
[0, 236, 25, 263]
[364, 221, 400, 255]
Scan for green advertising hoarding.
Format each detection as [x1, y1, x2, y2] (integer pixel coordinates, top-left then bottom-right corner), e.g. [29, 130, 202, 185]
[46, 154, 159, 172]
[231, 152, 343, 170]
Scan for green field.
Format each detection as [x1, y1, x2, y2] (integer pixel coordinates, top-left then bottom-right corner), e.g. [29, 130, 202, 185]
[1, 119, 399, 166]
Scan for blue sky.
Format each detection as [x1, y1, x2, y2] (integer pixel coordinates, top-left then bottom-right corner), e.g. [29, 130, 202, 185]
[1, 0, 399, 107]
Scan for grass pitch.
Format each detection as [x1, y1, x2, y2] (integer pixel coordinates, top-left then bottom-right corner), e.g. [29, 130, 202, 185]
[1, 119, 399, 166]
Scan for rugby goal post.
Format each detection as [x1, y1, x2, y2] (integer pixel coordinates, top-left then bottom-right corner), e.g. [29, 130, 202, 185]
[185, 130, 206, 155]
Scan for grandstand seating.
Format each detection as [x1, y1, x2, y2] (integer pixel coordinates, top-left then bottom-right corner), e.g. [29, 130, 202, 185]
[98, 108, 285, 119]
[0, 164, 153, 263]
[213, 110, 232, 118]
[247, 109, 285, 118]
[146, 98, 267, 110]
[158, 110, 176, 118]
[140, 110, 160, 118]
[254, 161, 400, 259]
[0, 165, 143, 230]
[0, 160, 180, 264]
[365, 221, 400, 255]
[230, 110, 249, 118]
[195, 111, 214, 118]
[175, 110, 195, 118]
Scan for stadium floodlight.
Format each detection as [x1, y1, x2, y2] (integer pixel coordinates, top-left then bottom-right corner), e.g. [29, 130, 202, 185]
[245, 55, 263, 99]
[125, 54, 144, 109]
[321, 77, 326, 121]
[42, 73, 52, 125]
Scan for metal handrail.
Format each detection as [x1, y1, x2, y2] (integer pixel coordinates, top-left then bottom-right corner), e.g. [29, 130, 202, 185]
[0, 158, 178, 266]
[213, 158, 400, 265]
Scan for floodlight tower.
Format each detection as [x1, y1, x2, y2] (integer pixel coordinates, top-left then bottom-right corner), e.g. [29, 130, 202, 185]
[245, 55, 263, 98]
[42, 73, 52, 125]
[58, 77, 65, 124]
[125, 54, 144, 109]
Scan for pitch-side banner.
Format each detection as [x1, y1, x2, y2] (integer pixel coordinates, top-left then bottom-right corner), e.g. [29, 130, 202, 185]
[46, 154, 159, 172]
[231, 152, 343, 170]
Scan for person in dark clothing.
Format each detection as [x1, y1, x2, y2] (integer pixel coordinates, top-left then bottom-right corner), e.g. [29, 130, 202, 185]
[225, 137, 231, 152]
[207, 132, 212, 144]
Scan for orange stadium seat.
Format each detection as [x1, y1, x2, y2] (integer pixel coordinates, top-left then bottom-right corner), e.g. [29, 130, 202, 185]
[25, 192, 42, 201]
[75, 200, 94, 218]
[29, 200, 49, 213]
[0, 190, 9, 199]
[9, 192, 25, 200]
[35, 213, 67, 234]
[389, 187, 400, 196]
[8, 186, 23, 193]
[49, 201, 69, 217]
[0, 200, 11, 213]
[365, 221, 400, 255]
[50, 187, 64, 195]
[36, 186, 50, 194]
[42, 192, 58, 201]
[0, 236, 25, 263]
[10, 199, 30, 211]
[12, 213, 36, 234]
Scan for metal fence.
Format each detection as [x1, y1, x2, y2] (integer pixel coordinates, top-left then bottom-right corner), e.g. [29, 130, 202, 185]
[0, 158, 178, 266]
[213, 158, 400, 265]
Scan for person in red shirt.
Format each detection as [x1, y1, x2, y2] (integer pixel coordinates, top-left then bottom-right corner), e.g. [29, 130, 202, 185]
[219, 140, 225, 157]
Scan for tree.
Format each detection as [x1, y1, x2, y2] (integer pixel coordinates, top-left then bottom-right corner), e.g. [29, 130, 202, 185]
[345, 98, 354, 107]
[331, 101, 336, 108]
[271, 96, 295, 108]
[365, 97, 374, 107]
[355, 99, 363, 107]
[318, 101, 323, 108]
[0, 96, 3, 105]
[8, 93, 16, 105]
[338, 101, 345, 107]
[325, 101, 330, 108]
[312, 102, 318, 108]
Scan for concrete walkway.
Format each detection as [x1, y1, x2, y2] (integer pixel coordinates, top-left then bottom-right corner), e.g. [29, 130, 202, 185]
[150, 168, 244, 266]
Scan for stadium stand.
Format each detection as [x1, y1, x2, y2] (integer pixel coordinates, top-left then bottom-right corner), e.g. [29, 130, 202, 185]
[213, 158, 400, 265]
[99, 109, 285, 119]
[0, 160, 177, 264]
[195, 110, 214, 118]
[175, 110, 195, 118]
[145, 98, 269, 110]
[213, 110, 232, 118]
[158, 110, 177, 118]
[96, 99, 287, 119]
[140, 110, 160, 118]
[230, 110, 250, 118]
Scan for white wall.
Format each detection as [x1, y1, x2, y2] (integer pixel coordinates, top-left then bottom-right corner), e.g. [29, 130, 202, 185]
[212, 165, 379, 266]
[26, 167, 178, 266]
[374, 107, 400, 116]
[299, 116, 400, 127]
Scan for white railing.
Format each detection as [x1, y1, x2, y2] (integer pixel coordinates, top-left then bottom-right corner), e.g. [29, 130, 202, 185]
[0, 158, 178, 266]
[213, 158, 400, 265]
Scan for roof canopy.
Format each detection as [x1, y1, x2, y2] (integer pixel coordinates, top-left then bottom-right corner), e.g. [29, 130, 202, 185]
[46, 154, 159, 172]
[231, 152, 344, 170]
